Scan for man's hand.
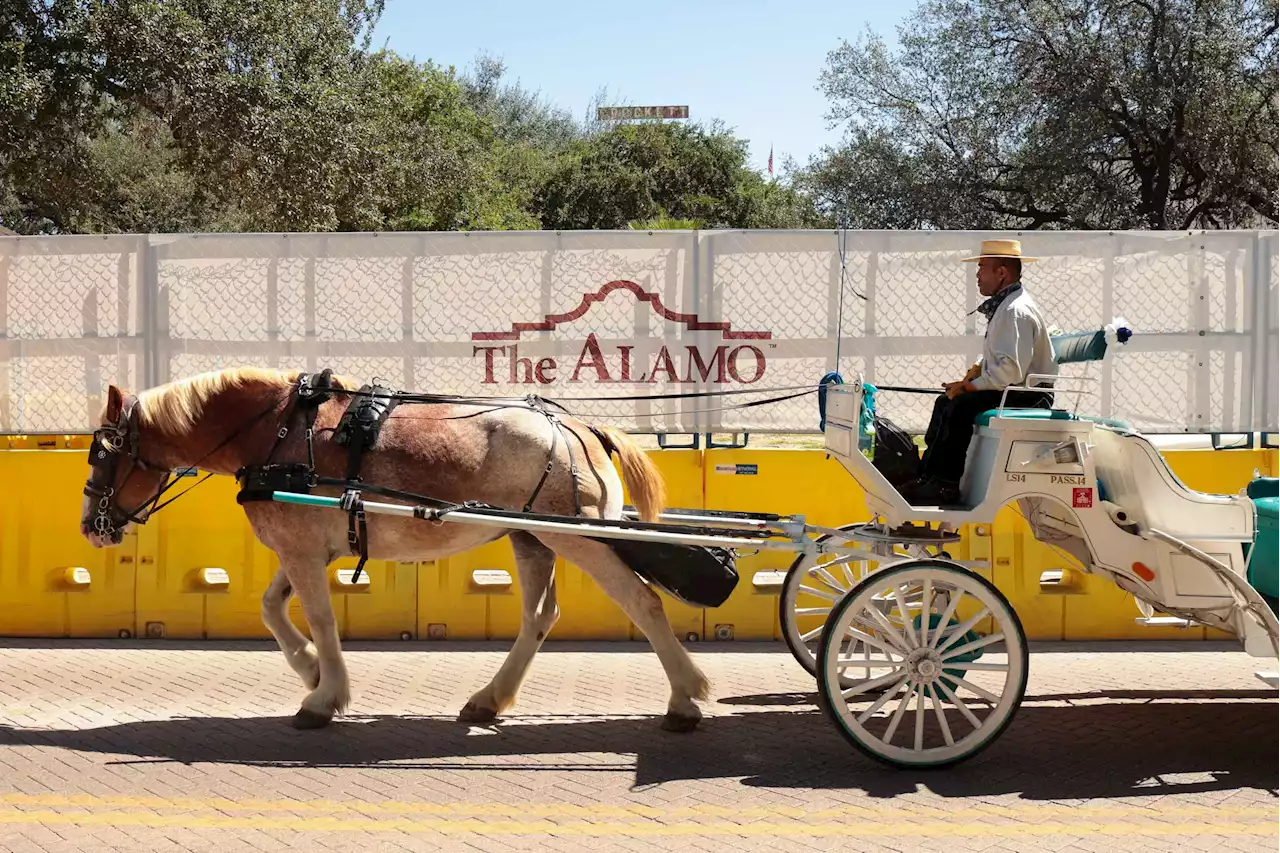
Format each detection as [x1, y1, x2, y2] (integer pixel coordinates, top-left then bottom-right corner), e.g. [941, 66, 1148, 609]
[964, 363, 982, 382]
[943, 380, 970, 399]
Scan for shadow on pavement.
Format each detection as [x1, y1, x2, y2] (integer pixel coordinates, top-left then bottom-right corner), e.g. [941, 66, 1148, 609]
[2, 693, 1274, 800]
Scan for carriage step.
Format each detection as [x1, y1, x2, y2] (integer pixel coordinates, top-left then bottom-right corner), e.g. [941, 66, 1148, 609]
[1255, 671, 1279, 689]
[1134, 616, 1195, 628]
[1039, 569, 1086, 594]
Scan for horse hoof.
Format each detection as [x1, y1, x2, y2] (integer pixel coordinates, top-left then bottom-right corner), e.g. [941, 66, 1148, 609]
[291, 708, 333, 730]
[661, 713, 700, 733]
[457, 702, 498, 724]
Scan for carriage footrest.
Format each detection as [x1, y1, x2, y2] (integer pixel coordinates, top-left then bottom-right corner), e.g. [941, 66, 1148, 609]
[1134, 616, 1195, 628]
[1039, 569, 1086, 594]
[1254, 671, 1278, 689]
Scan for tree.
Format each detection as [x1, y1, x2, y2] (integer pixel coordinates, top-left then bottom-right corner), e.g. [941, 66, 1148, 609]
[807, 0, 1278, 230]
[453, 53, 583, 230]
[533, 120, 818, 230]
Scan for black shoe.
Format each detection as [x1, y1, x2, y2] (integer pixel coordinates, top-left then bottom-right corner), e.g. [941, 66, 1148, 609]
[897, 476, 932, 502]
[900, 477, 962, 506]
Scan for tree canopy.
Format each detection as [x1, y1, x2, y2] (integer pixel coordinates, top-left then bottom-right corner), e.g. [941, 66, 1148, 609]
[2, 0, 1273, 234]
[805, 0, 1278, 230]
[0, 1, 815, 234]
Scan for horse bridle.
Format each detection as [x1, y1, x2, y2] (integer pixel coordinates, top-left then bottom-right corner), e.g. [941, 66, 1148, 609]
[83, 394, 174, 542]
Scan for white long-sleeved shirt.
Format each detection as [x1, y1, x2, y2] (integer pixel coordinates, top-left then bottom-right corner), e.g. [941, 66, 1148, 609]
[968, 285, 1059, 391]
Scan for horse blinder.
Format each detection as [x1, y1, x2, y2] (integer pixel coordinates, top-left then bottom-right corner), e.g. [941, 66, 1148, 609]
[83, 396, 156, 540]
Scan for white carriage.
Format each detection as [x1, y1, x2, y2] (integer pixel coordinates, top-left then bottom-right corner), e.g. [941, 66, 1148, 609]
[778, 328, 1279, 767]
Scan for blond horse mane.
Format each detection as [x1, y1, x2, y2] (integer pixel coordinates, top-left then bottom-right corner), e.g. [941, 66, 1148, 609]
[136, 367, 353, 434]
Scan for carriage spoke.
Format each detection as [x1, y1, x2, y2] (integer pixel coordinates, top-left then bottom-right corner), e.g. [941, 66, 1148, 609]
[935, 678, 984, 731]
[810, 565, 848, 594]
[935, 607, 992, 655]
[948, 674, 1001, 704]
[941, 661, 1009, 672]
[913, 684, 926, 751]
[919, 579, 933, 646]
[838, 626, 903, 659]
[928, 589, 964, 648]
[862, 604, 914, 653]
[940, 632, 1005, 661]
[798, 584, 842, 603]
[841, 668, 908, 698]
[838, 558, 859, 588]
[930, 686, 955, 747]
[892, 584, 919, 646]
[856, 675, 912, 723]
[794, 607, 832, 616]
[881, 681, 915, 744]
[800, 625, 826, 643]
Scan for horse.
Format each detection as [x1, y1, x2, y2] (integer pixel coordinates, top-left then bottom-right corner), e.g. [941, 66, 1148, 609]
[79, 367, 712, 732]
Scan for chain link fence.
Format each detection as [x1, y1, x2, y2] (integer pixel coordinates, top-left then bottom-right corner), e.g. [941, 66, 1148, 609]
[2, 229, 1275, 435]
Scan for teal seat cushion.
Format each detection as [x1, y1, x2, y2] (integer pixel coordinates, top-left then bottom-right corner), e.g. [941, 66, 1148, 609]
[1246, 496, 1278, 601]
[975, 408, 1131, 431]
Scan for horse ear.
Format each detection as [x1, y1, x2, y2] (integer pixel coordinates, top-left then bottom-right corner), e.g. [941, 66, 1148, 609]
[105, 385, 124, 422]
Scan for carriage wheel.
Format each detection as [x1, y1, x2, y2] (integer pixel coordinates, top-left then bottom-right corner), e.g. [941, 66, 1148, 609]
[780, 528, 934, 684]
[816, 559, 1028, 769]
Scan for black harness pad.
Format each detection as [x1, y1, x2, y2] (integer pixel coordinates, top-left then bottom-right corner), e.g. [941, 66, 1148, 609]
[335, 383, 399, 481]
[236, 463, 315, 504]
[593, 537, 740, 608]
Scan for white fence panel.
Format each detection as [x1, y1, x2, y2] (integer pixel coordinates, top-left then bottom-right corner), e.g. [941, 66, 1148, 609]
[1, 229, 1275, 435]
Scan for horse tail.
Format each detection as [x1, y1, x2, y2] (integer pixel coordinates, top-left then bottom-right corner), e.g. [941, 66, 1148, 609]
[591, 425, 666, 522]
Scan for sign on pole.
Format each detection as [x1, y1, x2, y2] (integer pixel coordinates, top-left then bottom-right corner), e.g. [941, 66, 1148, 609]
[597, 105, 690, 121]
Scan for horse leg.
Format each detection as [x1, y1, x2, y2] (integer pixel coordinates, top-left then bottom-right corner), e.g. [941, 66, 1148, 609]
[278, 553, 351, 729]
[260, 568, 320, 690]
[535, 533, 709, 732]
[459, 532, 559, 723]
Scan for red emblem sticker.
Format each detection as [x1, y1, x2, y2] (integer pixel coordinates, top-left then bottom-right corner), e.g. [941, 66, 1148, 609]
[1073, 487, 1093, 508]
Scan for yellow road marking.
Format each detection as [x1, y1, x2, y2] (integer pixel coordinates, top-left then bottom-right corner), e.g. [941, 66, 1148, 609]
[0, 793, 1275, 821]
[0, 811, 1274, 837]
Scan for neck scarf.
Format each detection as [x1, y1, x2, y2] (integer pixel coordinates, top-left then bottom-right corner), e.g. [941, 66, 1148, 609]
[977, 282, 1022, 321]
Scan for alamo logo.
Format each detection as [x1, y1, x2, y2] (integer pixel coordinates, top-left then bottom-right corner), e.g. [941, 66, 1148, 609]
[470, 280, 773, 385]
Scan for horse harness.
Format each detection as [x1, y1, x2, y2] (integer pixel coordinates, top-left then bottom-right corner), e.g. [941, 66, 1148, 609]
[233, 370, 591, 582]
[85, 370, 597, 574]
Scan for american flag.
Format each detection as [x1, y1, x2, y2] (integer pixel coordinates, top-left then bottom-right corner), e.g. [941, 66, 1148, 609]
[767, 145, 773, 176]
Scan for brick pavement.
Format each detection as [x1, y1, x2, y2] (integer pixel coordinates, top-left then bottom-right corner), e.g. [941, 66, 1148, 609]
[0, 639, 1276, 852]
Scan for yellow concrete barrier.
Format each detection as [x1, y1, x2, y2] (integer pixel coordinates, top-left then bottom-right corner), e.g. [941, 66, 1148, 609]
[0, 440, 1274, 643]
[419, 539, 519, 641]
[702, 449, 870, 640]
[133, 472, 272, 640]
[0, 450, 135, 638]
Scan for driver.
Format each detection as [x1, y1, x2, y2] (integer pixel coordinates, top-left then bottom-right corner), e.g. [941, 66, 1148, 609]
[902, 239, 1058, 505]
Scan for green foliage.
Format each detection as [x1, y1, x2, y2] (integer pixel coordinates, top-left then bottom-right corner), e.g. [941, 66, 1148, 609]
[804, 0, 1278, 230]
[0, 5, 810, 234]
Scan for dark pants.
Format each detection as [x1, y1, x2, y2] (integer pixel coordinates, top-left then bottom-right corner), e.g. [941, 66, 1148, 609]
[918, 390, 1053, 484]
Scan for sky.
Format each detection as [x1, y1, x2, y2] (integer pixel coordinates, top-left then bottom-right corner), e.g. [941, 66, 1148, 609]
[370, 0, 909, 175]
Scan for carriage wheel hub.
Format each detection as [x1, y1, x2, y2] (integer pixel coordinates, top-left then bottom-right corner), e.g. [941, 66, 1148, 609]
[907, 649, 943, 682]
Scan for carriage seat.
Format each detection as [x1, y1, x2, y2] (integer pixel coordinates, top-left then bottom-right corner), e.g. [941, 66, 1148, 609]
[974, 408, 1132, 432]
[975, 325, 1134, 433]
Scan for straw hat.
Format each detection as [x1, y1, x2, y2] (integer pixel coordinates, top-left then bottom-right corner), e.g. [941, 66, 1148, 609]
[961, 239, 1037, 262]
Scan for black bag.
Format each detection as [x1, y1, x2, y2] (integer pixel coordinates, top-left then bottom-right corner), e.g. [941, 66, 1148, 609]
[872, 414, 920, 487]
[592, 536, 740, 608]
